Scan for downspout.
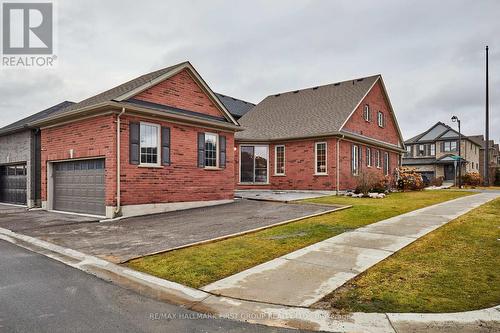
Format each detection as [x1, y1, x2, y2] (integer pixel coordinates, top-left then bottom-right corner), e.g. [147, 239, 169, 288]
[115, 108, 126, 216]
[336, 135, 345, 195]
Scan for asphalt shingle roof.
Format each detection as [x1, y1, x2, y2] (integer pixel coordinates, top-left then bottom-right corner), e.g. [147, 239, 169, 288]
[235, 75, 380, 141]
[215, 93, 255, 119]
[0, 101, 75, 135]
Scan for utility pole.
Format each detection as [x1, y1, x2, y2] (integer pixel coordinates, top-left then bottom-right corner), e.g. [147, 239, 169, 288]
[485, 45, 490, 186]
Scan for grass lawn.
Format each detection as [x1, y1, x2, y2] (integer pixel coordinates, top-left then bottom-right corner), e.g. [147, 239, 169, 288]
[126, 190, 472, 289]
[314, 197, 500, 313]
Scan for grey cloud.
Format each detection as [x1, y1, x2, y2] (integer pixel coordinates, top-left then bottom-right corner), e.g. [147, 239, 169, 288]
[1, 0, 499, 143]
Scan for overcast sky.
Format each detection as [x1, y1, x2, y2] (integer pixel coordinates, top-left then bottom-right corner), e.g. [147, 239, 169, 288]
[1, 0, 499, 141]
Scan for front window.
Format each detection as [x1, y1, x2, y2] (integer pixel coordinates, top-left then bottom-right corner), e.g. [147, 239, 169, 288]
[384, 152, 389, 175]
[377, 111, 385, 127]
[140, 123, 160, 165]
[430, 144, 435, 156]
[275, 145, 285, 175]
[376, 150, 381, 168]
[352, 145, 360, 175]
[418, 144, 425, 156]
[240, 145, 268, 183]
[443, 141, 457, 152]
[205, 133, 218, 168]
[366, 147, 372, 167]
[315, 142, 327, 174]
[406, 145, 412, 156]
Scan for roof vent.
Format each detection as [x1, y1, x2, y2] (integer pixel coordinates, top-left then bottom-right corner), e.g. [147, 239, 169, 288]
[312, 86, 319, 90]
[275, 94, 281, 97]
[334, 83, 340, 86]
[357, 78, 364, 82]
[293, 90, 299, 94]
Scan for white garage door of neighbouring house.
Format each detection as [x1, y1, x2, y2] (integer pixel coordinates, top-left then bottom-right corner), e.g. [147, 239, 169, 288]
[53, 159, 105, 216]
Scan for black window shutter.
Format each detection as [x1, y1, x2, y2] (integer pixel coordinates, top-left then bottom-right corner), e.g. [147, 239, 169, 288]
[219, 135, 226, 168]
[197, 133, 205, 168]
[161, 127, 171, 165]
[129, 122, 140, 165]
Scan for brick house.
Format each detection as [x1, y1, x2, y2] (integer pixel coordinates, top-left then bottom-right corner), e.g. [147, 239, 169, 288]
[25, 62, 242, 218]
[0, 101, 74, 207]
[403, 122, 481, 183]
[234, 75, 405, 191]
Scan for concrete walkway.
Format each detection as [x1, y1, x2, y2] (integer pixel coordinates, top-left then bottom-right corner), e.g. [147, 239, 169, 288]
[202, 192, 499, 307]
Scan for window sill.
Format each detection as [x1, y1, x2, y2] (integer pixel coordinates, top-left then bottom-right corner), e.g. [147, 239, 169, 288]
[314, 173, 328, 176]
[204, 167, 223, 171]
[238, 182, 270, 185]
[273, 174, 286, 177]
[138, 164, 164, 168]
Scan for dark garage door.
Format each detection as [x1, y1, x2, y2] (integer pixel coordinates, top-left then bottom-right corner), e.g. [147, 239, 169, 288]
[0, 164, 27, 205]
[53, 159, 105, 216]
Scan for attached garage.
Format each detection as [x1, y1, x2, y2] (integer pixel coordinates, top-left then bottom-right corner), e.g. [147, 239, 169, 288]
[0, 164, 27, 205]
[52, 159, 105, 216]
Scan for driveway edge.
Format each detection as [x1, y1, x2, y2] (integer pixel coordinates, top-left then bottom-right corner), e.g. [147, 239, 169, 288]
[1, 224, 499, 333]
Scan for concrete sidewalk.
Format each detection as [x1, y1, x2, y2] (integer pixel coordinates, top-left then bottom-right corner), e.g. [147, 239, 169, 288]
[202, 192, 499, 307]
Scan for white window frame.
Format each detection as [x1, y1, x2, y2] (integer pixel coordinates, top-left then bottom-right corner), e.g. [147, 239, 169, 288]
[314, 142, 328, 175]
[430, 143, 435, 156]
[377, 111, 384, 128]
[366, 147, 372, 167]
[384, 152, 389, 175]
[376, 150, 381, 168]
[418, 144, 425, 156]
[274, 145, 285, 176]
[363, 104, 370, 122]
[352, 144, 360, 175]
[204, 132, 219, 169]
[139, 122, 161, 167]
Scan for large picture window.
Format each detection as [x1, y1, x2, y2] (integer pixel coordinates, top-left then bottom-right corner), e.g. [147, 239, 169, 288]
[205, 133, 218, 168]
[315, 142, 327, 174]
[275, 145, 285, 175]
[443, 141, 457, 152]
[240, 145, 269, 183]
[140, 123, 160, 165]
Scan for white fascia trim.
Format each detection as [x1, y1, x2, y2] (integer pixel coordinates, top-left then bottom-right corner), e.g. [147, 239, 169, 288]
[114, 62, 239, 126]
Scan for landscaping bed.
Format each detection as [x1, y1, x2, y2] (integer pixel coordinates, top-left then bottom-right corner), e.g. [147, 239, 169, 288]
[126, 190, 472, 289]
[313, 197, 500, 313]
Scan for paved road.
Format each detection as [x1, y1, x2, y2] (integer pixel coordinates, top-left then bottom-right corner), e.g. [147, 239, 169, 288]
[0, 240, 307, 333]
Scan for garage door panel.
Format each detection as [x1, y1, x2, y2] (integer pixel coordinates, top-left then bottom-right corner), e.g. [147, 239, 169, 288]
[0, 164, 27, 205]
[53, 159, 105, 216]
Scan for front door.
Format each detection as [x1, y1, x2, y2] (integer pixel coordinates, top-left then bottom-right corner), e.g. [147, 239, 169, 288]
[444, 164, 455, 181]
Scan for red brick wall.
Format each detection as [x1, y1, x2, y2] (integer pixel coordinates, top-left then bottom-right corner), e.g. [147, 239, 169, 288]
[235, 137, 401, 191]
[119, 114, 234, 205]
[235, 138, 337, 190]
[342, 81, 401, 146]
[41, 115, 117, 205]
[41, 113, 235, 208]
[338, 140, 400, 190]
[134, 69, 225, 119]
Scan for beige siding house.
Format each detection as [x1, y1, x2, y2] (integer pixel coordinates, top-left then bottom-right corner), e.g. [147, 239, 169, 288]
[403, 122, 481, 183]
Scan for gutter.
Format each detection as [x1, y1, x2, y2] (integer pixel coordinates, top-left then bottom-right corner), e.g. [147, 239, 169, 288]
[115, 108, 126, 216]
[27, 101, 242, 132]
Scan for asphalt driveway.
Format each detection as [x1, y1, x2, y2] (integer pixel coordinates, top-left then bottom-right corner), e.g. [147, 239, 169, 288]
[18, 199, 340, 264]
[0, 207, 98, 231]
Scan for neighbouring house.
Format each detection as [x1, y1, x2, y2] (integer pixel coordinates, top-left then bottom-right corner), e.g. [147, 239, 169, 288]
[469, 135, 500, 184]
[403, 122, 481, 183]
[0, 101, 75, 207]
[234, 75, 405, 191]
[16, 61, 243, 218]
